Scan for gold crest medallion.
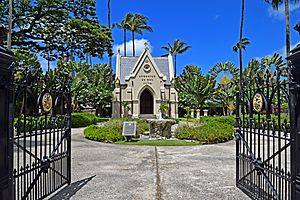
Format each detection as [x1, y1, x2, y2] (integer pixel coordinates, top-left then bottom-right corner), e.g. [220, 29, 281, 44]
[41, 92, 52, 112]
[253, 93, 263, 113]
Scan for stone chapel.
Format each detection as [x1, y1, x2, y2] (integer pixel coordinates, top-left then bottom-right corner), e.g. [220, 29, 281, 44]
[112, 45, 178, 119]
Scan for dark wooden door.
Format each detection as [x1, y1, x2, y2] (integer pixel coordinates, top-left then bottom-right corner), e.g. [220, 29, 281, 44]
[140, 89, 153, 114]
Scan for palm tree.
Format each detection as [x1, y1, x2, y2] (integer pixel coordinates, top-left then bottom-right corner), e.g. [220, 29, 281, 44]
[264, 0, 299, 56]
[7, 0, 12, 49]
[237, 0, 245, 90]
[233, 38, 250, 52]
[127, 14, 153, 56]
[162, 39, 191, 77]
[113, 13, 133, 56]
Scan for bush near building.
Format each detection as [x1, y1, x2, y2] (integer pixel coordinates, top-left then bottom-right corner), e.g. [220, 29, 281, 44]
[175, 116, 235, 144]
[84, 118, 149, 143]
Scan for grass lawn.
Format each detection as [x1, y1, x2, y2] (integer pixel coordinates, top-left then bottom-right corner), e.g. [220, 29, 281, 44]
[114, 139, 199, 146]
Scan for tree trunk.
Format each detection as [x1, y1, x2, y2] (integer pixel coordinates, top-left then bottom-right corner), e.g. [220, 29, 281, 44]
[239, 0, 245, 91]
[7, 0, 12, 49]
[284, 0, 291, 56]
[174, 54, 177, 77]
[107, 0, 111, 28]
[108, 0, 113, 86]
[124, 29, 127, 56]
[132, 31, 135, 56]
[223, 107, 226, 116]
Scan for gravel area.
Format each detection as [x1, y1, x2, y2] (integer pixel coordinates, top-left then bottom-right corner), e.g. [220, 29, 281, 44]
[47, 127, 249, 200]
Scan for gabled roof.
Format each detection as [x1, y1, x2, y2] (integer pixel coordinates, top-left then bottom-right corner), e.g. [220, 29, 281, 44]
[119, 53, 171, 85]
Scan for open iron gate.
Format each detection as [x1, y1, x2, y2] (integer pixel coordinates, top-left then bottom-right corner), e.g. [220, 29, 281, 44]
[235, 45, 300, 200]
[0, 47, 72, 200]
[12, 65, 72, 200]
[13, 67, 72, 200]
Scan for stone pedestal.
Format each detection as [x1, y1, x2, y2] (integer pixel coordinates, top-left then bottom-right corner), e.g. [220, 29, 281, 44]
[203, 109, 209, 117]
[147, 119, 176, 139]
[196, 109, 201, 119]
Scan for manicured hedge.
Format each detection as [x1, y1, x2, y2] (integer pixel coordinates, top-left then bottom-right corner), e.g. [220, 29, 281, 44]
[84, 125, 123, 143]
[175, 116, 234, 144]
[14, 112, 108, 131]
[83, 118, 149, 143]
[71, 112, 99, 128]
[105, 118, 149, 135]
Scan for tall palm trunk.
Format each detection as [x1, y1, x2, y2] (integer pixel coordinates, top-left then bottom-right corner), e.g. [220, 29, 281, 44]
[174, 54, 177, 77]
[124, 28, 127, 56]
[284, 0, 291, 56]
[108, 0, 113, 85]
[132, 31, 135, 56]
[108, 0, 111, 28]
[7, 0, 12, 49]
[239, 0, 245, 90]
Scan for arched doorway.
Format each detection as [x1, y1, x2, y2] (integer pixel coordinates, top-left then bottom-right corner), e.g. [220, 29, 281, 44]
[140, 89, 154, 114]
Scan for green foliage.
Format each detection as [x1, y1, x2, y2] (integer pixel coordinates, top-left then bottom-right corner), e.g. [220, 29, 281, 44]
[127, 14, 153, 56]
[71, 112, 99, 128]
[83, 118, 149, 143]
[233, 37, 250, 52]
[161, 39, 191, 57]
[71, 63, 114, 115]
[84, 125, 123, 143]
[159, 101, 169, 115]
[0, 0, 112, 59]
[105, 118, 149, 135]
[175, 116, 234, 144]
[175, 65, 215, 109]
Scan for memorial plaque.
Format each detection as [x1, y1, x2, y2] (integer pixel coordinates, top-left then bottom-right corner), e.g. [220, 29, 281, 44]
[122, 122, 137, 137]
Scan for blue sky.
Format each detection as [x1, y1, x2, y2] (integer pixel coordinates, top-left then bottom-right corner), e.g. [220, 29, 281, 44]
[67, 1, 300, 76]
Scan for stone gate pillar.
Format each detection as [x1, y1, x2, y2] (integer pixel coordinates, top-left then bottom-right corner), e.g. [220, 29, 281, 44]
[0, 46, 15, 200]
[287, 43, 300, 200]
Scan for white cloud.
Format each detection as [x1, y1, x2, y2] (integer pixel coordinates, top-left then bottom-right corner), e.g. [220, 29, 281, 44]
[268, 3, 300, 19]
[113, 38, 153, 56]
[214, 14, 220, 20]
[256, 43, 299, 60]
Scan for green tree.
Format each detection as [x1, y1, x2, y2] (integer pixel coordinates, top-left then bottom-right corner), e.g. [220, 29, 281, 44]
[214, 76, 236, 116]
[175, 65, 215, 110]
[162, 39, 191, 77]
[237, 0, 246, 90]
[127, 14, 153, 56]
[0, 0, 113, 60]
[88, 64, 114, 116]
[264, 0, 299, 55]
[113, 13, 133, 56]
[232, 38, 250, 53]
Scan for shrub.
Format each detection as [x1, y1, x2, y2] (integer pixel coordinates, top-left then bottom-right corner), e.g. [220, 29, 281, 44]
[71, 112, 99, 128]
[84, 125, 123, 142]
[105, 118, 149, 135]
[175, 116, 234, 144]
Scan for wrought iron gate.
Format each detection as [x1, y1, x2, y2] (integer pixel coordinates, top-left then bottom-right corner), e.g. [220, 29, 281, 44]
[11, 64, 72, 199]
[235, 45, 300, 199]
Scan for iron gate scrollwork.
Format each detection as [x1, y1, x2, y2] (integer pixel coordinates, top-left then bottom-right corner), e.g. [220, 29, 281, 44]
[236, 44, 300, 200]
[13, 65, 72, 200]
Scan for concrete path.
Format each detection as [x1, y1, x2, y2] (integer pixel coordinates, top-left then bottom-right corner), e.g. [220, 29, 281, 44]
[48, 128, 249, 200]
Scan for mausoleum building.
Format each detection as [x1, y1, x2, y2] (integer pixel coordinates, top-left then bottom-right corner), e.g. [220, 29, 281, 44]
[112, 45, 178, 119]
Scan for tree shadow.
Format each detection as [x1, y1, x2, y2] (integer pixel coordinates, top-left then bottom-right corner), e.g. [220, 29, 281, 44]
[49, 175, 96, 200]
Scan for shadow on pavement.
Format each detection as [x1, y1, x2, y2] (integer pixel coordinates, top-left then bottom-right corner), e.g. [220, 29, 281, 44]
[49, 175, 96, 200]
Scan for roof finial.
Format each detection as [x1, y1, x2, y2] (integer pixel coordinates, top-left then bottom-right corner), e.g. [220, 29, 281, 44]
[144, 42, 149, 50]
[118, 48, 121, 54]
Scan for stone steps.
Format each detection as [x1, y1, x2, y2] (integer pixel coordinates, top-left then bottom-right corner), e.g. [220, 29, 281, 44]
[139, 114, 157, 119]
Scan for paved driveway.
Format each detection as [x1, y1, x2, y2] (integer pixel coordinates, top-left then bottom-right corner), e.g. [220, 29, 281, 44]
[48, 128, 249, 200]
